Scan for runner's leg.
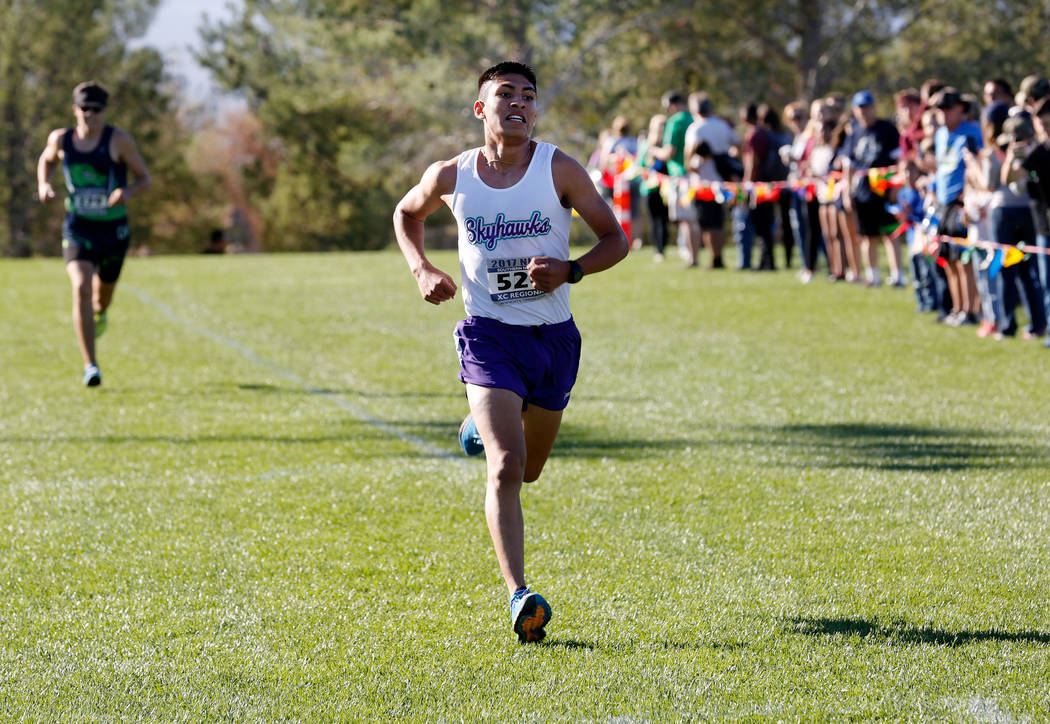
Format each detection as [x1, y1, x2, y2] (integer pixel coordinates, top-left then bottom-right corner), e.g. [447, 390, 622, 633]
[522, 403, 564, 483]
[94, 276, 116, 314]
[467, 383, 529, 594]
[66, 260, 96, 365]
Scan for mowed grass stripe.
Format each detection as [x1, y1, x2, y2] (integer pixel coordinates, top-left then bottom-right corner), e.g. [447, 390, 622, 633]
[1, 250, 1049, 720]
[124, 282, 466, 466]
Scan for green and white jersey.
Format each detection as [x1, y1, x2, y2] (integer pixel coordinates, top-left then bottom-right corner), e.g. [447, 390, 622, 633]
[62, 125, 127, 221]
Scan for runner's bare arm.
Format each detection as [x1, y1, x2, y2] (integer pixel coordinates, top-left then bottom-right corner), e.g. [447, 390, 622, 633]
[528, 151, 628, 292]
[37, 129, 64, 203]
[394, 159, 459, 305]
[109, 129, 152, 205]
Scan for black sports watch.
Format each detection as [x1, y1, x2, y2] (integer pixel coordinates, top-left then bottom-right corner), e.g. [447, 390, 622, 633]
[567, 259, 584, 284]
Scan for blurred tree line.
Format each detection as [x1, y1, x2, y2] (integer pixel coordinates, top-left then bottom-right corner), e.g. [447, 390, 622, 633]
[3, 0, 1049, 256]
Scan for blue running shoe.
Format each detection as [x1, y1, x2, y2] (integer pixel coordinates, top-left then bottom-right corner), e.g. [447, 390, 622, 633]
[83, 364, 101, 387]
[510, 588, 551, 643]
[458, 414, 484, 456]
[94, 310, 107, 338]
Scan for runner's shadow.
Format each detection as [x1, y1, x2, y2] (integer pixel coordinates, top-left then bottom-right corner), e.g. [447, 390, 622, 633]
[746, 423, 1050, 472]
[550, 436, 700, 460]
[544, 638, 597, 650]
[543, 638, 742, 651]
[785, 616, 1050, 646]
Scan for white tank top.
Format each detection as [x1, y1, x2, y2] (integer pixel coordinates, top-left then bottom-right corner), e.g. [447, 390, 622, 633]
[451, 141, 573, 325]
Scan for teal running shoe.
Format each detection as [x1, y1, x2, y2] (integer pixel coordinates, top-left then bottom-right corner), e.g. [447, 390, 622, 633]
[83, 364, 101, 387]
[94, 310, 107, 338]
[510, 588, 551, 643]
[458, 414, 484, 456]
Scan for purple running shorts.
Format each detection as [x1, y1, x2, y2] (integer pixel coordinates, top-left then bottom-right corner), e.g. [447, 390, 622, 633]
[453, 315, 581, 411]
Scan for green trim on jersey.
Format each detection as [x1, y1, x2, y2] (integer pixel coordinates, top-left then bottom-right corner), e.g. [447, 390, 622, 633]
[62, 126, 128, 222]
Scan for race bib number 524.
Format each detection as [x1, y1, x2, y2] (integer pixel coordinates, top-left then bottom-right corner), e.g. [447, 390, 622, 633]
[73, 189, 109, 214]
[486, 257, 545, 304]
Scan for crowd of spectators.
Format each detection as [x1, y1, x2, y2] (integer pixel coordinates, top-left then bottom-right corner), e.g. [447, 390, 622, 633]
[592, 75, 1050, 348]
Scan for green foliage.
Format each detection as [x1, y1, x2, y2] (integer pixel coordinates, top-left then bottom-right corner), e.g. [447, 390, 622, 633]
[888, 1, 1050, 97]
[5, 1, 1050, 253]
[3, 250, 1050, 718]
[0, 0, 206, 257]
[191, 0, 977, 251]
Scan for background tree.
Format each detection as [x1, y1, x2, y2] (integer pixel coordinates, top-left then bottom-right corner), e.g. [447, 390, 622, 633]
[186, 107, 280, 253]
[5, 0, 1050, 255]
[194, 0, 946, 251]
[0, 0, 207, 256]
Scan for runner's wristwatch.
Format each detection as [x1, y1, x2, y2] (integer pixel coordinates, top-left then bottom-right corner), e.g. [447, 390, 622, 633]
[567, 259, 584, 284]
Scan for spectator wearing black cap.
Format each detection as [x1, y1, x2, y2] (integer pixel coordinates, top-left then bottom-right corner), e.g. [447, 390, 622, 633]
[36, 80, 152, 387]
[987, 113, 1047, 340]
[932, 86, 983, 325]
[1017, 75, 1050, 115]
[1004, 96, 1050, 346]
[966, 104, 1041, 339]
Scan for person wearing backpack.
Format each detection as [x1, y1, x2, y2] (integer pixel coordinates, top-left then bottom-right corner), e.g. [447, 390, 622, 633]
[684, 92, 740, 269]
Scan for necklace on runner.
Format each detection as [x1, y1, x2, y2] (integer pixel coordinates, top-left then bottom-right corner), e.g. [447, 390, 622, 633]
[485, 143, 533, 172]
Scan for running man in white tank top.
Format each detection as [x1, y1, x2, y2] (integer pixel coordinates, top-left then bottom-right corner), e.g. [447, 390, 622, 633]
[394, 61, 628, 643]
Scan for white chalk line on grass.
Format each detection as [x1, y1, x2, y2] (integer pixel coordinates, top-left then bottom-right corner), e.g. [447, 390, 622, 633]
[949, 696, 1027, 724]
[127, 285, 471, 469]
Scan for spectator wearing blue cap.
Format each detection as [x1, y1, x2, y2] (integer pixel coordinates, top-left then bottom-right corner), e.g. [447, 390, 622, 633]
[841, 89, 903, 286]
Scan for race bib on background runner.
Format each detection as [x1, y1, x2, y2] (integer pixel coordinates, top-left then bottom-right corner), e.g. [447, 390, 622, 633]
[72, 188, 109, 215]
[486, 257, 545, 304]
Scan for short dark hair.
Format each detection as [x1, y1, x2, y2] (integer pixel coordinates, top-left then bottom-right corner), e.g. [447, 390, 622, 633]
[986, 77, 1013, 98]
[73, 80, 109, 108]
[1021, 74, 1050, 102]
[741, 102, 759, 126]
[662, 91, 686, 109]
[758, 103, 782, 133]
[478, 62, 537, 94]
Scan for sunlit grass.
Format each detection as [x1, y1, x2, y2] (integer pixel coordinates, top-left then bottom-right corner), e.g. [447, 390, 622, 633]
[2, 247, 1049, 720]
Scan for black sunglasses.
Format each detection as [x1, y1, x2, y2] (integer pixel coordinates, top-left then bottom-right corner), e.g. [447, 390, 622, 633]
[78, 104, 105, 113]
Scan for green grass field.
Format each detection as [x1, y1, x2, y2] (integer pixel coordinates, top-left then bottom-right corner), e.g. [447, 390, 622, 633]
[2, 248, 1049, 721]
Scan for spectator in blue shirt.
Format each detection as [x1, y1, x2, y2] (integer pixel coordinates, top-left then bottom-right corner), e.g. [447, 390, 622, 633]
[932, 87, 984, 325]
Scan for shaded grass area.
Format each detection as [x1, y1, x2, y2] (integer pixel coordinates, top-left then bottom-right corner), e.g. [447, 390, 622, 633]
[2, 250, 1049, 720]
[785, 616, 1050, 646]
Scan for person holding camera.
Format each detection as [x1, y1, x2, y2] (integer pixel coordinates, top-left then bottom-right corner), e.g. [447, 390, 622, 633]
[1003, 97, 1050, 345]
